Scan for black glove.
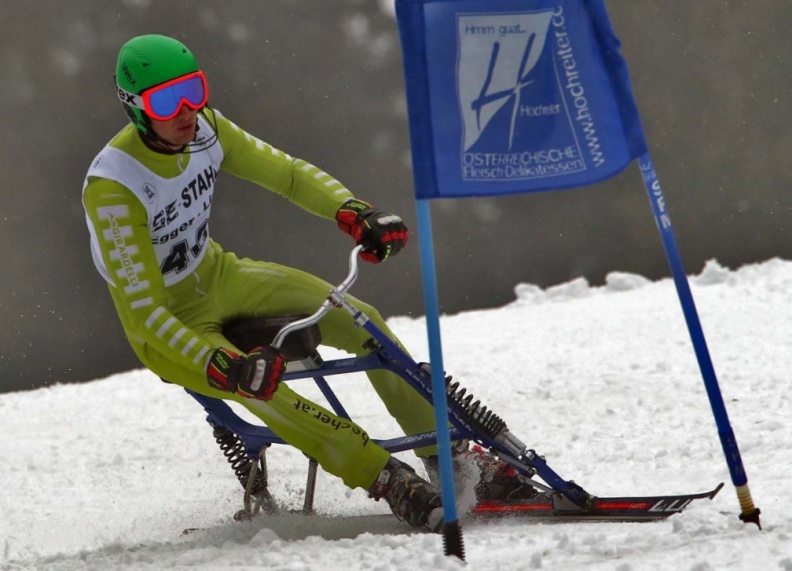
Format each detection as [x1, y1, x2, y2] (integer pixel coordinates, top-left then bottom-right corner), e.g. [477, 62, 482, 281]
[206, 346, 285, 401]
[336, 198, 408, 263]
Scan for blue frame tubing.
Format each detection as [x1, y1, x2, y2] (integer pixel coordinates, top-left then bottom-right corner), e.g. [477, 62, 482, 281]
[187, 286, 592, 505]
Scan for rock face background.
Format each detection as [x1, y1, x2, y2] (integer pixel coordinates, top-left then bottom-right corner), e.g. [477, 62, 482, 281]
[2, 0, 789, 391]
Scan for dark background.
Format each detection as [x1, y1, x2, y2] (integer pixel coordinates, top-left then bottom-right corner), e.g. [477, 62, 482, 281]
[2, 1, 790, 392]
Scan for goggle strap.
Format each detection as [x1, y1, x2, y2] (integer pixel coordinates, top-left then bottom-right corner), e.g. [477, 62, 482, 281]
[117, 85, 145, 110]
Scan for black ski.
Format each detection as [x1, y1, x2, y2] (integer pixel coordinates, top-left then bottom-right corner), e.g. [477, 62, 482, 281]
[470, 483, 724, 523]
[182, 484, 724, 535]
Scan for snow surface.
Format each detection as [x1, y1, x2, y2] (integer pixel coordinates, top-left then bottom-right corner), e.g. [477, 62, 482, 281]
[2, 258, 791, 570]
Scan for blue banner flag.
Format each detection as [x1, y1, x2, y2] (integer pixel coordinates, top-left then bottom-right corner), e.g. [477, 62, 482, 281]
[396, 0, 648, 199]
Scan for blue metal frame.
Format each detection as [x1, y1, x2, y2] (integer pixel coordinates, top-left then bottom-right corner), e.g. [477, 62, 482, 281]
[186, 280, 592, 507]
[185, 342, 473, 459]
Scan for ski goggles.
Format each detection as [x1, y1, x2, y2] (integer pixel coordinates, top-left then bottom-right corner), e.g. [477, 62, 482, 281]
[117, 70, 209, 121]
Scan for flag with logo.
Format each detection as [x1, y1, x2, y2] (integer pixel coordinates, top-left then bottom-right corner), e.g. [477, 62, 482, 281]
[396, 0, 647, 199]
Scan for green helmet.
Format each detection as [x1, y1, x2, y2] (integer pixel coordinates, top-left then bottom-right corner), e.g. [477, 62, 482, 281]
[115, 34, 200, 132]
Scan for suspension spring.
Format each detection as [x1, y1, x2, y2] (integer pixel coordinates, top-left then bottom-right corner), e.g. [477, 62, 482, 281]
[445, 376, 508, 439]
[212, 426, 268, 496]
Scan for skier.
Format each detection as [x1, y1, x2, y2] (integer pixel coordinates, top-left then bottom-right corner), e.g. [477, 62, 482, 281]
[82, 34, 531, 532]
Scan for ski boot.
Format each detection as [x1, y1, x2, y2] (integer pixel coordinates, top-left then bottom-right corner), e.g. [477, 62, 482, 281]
[423, 440, 538, 502]
[369, 457, 444, 532]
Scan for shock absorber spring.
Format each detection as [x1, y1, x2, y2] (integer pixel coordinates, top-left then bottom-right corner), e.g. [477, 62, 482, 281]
[445, 377, 508, 439]
[212, 426, 268, 496]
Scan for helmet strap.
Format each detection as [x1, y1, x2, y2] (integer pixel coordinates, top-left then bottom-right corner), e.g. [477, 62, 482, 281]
[135, 106, 220, 155]
[140, 128, 185, 155]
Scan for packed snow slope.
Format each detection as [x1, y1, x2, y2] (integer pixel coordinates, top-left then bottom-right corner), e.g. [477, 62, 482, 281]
[2, 258, 791, 570]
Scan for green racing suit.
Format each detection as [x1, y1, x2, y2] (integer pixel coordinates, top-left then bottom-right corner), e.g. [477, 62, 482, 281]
[82, 108, 437, 490]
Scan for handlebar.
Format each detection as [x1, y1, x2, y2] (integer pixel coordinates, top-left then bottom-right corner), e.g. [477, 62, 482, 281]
[270, 245, 365, 351]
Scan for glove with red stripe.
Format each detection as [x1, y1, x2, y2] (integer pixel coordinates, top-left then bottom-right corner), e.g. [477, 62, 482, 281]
[336, 199, 408, 263]
[206, 346, 285, 401]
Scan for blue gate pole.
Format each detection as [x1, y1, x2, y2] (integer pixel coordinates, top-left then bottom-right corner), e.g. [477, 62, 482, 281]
[638, 153, 760, 528]
[415, 198, 465, 557]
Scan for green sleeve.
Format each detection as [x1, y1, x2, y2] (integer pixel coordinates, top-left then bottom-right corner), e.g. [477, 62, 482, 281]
[83, 177, 215, 375]
[209, 109, 355, 218]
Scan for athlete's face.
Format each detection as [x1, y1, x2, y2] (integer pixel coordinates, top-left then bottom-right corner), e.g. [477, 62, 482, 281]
[149, 104, 199, 150]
